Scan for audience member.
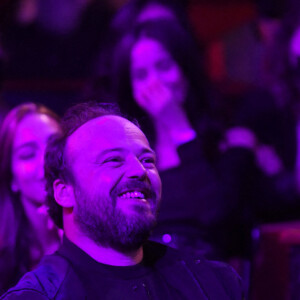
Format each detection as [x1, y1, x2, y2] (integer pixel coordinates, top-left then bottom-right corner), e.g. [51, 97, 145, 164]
[0, 103, 62, 294]
[258, 2, 300, 203]
[110, 19, 261, 260]
[90, 0, 193, 102]
[1, 101, 244, 299]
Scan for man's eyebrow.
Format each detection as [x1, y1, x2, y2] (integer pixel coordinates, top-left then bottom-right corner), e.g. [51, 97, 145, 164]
[99, 148, 125, 156]
[94, 148, 125, 161]
[95, 147, 156, 160]
[140, 148, 156, 156]
[139, 148, 157, 161]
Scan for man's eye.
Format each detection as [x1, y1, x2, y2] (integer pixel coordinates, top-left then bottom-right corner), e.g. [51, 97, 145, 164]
[103, 157, 123, 164]
[141, 157, 156, 166]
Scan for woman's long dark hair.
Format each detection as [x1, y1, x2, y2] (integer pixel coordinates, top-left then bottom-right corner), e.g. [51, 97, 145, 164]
[0, 103, 59, 294]
[111, 19, 216, 146]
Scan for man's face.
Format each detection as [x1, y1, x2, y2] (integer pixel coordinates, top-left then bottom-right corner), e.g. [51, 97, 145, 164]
[65, 115, 162, 251]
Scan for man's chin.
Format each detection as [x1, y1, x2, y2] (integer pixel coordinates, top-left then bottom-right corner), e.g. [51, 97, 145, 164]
[75, 204, 157, 253]
[109, 229, 152, 253]
[96, 219, 155, 253]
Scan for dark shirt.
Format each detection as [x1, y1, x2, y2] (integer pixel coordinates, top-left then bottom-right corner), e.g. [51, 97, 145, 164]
[59, 238, 175, 299]
[1, 237, 244, 299]
[152, 135, 257, 259]
[152, 108, 300, 259]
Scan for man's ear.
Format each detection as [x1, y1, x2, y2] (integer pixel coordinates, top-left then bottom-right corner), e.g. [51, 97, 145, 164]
[53, 179, 75, 208]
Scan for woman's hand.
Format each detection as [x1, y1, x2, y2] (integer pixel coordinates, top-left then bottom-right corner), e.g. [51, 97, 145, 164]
[220, 127, 257, 151]
[221, 126, 283, 176]
[133, 79, 174, 117]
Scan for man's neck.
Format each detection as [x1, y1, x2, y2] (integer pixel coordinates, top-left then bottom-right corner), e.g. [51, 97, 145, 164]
[66, 230, 143, 266]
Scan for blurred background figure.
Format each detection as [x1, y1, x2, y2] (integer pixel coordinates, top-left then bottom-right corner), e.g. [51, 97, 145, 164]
[109, 19, 262, 263]
[0, 103, 62, 294]
[89, 0, 193, 102]
[0, 0, 115, 114]
[199, 0, 300, 226]
[263, 2, 300, 190]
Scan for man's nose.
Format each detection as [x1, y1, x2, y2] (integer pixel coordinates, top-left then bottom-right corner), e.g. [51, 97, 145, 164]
[126, 157, 147, 180]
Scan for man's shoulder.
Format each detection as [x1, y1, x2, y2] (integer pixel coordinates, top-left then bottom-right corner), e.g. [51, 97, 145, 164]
[0, 254, 85, 300]
[146, 241, 244, 299]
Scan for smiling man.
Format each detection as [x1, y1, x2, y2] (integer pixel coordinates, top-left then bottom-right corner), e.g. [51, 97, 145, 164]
[1, 102, 243, 299]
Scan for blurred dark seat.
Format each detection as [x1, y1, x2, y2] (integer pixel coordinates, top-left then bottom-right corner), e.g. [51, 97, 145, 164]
[251, 221, 300, 300]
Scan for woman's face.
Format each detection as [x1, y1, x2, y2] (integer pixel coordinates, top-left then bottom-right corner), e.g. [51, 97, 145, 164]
[130, 37, 188, 117]
[11, 113, 60, 207]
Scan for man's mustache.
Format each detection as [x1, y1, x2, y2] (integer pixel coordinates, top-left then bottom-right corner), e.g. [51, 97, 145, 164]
[111, 180, 157, 206]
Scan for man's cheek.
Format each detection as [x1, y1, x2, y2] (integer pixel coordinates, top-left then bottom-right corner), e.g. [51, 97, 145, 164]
[99, 173, 116, 185]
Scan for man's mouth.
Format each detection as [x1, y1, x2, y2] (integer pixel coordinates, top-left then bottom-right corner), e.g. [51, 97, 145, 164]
[118, 190, 150, 204]
[119, 191, 146, 200]
[112, 181, 155, 207]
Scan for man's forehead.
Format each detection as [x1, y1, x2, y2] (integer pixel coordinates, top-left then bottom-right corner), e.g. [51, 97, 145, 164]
[66, 115, 149, 154]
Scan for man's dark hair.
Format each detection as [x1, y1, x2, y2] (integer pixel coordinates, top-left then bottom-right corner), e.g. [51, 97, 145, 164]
[44, 102, 122, 228]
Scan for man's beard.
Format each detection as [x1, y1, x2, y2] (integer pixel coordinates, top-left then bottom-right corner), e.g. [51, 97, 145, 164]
[73, 181, 159, 253]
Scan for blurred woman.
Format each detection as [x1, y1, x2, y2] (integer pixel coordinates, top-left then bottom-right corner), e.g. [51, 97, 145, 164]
[0, 103, 62, 294]
[89, 0, 194, 102]
[111, 20, 256, 260]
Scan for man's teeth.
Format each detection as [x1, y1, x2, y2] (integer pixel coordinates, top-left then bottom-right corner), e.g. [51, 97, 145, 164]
[120, 191, 145, 199]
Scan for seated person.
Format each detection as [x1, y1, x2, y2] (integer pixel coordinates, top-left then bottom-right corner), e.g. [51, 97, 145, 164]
[1, 102, 244, 299]
[0, 103, 62, 294]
